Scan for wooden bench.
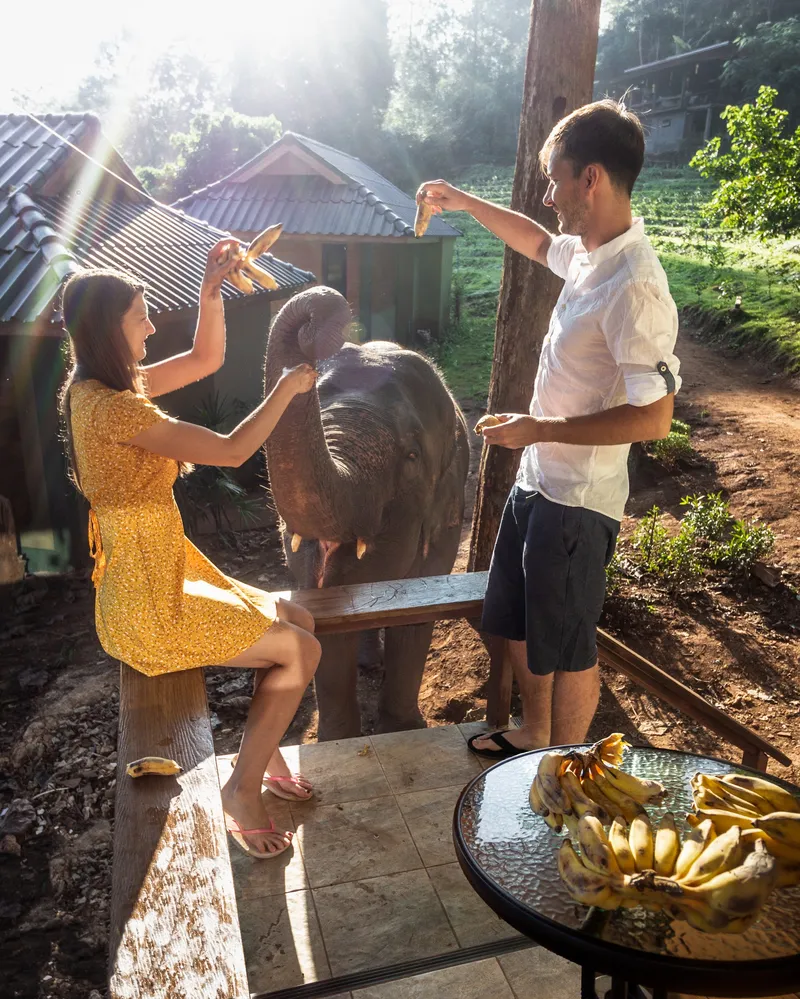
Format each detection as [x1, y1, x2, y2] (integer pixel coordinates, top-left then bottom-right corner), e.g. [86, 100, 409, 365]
[109, 570, 788, 997]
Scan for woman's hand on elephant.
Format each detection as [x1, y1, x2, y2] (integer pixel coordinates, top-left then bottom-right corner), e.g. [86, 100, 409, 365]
[480, 413, 542, 449]
[201, 238, 240, 298]
[416, 180, 472, 214]
[280, 363, 317, 395]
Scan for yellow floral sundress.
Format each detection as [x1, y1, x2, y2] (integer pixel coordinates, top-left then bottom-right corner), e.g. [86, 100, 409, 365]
[69, 380, 276, 676]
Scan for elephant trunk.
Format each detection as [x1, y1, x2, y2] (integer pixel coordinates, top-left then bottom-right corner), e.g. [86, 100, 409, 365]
[264, 287, 357, 543]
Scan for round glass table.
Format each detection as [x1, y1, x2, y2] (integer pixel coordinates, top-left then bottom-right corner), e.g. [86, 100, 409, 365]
[453, 746, 800, 999]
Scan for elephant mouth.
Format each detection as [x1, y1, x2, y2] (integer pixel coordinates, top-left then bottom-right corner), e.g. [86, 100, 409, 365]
[316, 539, 342, 589]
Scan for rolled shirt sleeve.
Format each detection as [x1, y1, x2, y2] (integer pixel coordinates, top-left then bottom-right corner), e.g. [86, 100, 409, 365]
[602, 280, 682, 407]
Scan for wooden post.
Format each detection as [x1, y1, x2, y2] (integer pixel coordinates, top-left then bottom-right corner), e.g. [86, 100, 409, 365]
[468, 0, 602, 572]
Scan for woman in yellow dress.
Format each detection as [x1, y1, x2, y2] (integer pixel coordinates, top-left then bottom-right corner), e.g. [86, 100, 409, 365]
[60, 240, 321, 859]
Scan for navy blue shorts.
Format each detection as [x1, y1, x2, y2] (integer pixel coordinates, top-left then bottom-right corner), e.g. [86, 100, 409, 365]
[481, 487, 619, 676]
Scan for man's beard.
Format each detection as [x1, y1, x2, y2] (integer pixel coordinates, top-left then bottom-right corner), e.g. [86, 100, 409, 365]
[558, 204, 589, 236]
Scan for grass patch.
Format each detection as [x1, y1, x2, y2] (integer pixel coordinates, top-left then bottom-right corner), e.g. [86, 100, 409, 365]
[435, 164, 800, 399]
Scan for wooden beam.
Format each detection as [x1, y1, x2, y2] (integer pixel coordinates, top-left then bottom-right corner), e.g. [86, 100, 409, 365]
[110, 664, 248, 999]
[288, 573, 487, 634]
[290, 571, 788, 768]
[597, 628, 790, 768]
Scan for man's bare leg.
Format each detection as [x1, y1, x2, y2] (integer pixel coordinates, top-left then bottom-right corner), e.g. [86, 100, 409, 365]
[471, 639, 553, 752]
[550, 662, 600, 746]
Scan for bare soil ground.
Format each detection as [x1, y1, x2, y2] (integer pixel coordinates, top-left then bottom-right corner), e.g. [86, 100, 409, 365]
[1, 328, 798, 998]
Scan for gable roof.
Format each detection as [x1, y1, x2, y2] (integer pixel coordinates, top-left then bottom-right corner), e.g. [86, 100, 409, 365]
[172, 132, 461, 240]
[0, 113, 314, 325]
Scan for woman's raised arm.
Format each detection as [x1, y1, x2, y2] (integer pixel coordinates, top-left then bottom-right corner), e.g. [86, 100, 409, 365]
[130, 364, 316, 467]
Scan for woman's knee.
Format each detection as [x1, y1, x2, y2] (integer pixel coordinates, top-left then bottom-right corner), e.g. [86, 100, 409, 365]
[277, 598, 316, 635]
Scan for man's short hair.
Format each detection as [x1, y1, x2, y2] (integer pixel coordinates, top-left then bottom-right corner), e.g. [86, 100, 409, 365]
[539, 100, 645, 196]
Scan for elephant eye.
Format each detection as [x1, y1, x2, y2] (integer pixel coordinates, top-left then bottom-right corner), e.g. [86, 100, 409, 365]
[406, 450, 419, 461]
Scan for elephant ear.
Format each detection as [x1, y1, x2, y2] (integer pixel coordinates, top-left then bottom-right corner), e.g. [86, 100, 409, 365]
[296, 286, 353, 363]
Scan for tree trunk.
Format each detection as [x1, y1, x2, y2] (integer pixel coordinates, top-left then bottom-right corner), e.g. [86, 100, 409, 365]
[467, 0, 601, 573]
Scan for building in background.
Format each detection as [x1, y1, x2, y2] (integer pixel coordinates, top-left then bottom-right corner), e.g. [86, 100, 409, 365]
[174, 132, 461, 346]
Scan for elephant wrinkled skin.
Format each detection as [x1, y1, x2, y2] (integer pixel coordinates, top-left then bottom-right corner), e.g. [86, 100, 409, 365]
[264, 286, 470, 740]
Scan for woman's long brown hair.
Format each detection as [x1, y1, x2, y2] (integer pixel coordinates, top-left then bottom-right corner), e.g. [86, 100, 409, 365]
[58, 268, 147, 492]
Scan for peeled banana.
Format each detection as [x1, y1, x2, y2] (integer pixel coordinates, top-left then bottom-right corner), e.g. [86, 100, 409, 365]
[126, 756, 183, 778]
[222, 224, 283, 294]
[474, 414, 502, 436]
[414, 197, 434, 238]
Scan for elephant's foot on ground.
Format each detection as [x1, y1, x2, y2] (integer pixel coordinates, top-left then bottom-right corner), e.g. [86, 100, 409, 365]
[374, 710, 428, 734]
[316, 717, 364, 742]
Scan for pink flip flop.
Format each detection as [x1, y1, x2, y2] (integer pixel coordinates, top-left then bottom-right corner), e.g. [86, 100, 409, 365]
[263, 774, 314, 802]
[225, 816, 293, 859]
[229, 755, 314, 801]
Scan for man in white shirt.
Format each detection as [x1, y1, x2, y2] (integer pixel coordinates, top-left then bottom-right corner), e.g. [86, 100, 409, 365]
[419, 100, 681, 759]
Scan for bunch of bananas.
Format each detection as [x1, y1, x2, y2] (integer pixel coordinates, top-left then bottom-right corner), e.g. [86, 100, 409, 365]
[529, 733, 667, 835]
[220, 224, 283, 294]
[558, 812, 778, 934]
[690, 772, 800, 888]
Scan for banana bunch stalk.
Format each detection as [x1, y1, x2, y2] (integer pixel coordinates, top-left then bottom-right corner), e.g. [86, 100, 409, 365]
[691, 772, 800, 887]
[221, 224, 283, 294]
[529, 733, 668, 832]
[558, 814, 778, 934]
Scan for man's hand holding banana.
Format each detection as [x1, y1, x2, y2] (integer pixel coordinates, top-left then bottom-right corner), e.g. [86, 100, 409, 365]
[475, 413, 544, 448]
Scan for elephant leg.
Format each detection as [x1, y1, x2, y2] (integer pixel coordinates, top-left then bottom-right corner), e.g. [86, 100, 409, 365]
[377, 621, 435, 733]
[315, 632, 362, 742]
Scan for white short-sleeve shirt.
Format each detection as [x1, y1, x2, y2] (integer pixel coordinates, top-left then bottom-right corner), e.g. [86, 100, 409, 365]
[516, 217, 681, 522]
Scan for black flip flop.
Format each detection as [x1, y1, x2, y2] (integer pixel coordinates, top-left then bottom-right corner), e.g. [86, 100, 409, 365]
[467, 730, 528, 760]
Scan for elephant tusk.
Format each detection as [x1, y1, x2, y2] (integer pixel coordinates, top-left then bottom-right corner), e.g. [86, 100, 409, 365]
[356, 539, 367, 560]
[291, 533, 303, 552]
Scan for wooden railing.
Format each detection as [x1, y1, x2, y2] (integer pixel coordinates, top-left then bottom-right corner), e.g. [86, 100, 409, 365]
[109, 570, 789, 997]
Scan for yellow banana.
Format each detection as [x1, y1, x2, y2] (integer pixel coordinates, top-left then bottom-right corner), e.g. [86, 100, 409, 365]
[413, 199, 433, 238]
[586, 732, 628, 768]
[681, 825, 742, 885]
[685, 812, 701, 828]
[126, 756, 183, 778]
[560, 768, 609, 824]
[692, 774, 764, 817]
[740, 827, 800, 863]
[694, 807, 754, 834]
[674, 818, 716, 880]
[473, 414, 502, 436]
[581, 771, 621, 819]
[601, 762, 666, 804]
[241, 259, 279, 290]
[578, 815, 622, 877]
[557, 840, 622, 909]
[683, 904, 752, 934]
[654, 812, 680, 876]
[608, 817, 636, 875]
[591, 766, 643, 823]
[722, 773, 800, 814]
[543, 809, 564, 834]
[774, 858, 800, 888]
[629, 813, 655, 872]
[246, 223, 283, 259]
[536, 752, 572, 815]
[752, 811, 800, 850]
[227, 267, 255, 295]
[529, 776, 550, 817]
[683, 842, 776, 919]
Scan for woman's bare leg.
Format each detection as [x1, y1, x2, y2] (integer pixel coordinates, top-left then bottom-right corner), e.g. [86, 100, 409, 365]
[218, 603, 320, 854]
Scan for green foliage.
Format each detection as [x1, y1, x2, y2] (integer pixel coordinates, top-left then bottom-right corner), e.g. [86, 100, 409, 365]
[630, 506, 704, 589]
[611, 492, 776, 593]
[723, 19, 800, 124]
[173, 393, 261, 542]
[140, 110, 282, 202]
[648, 419, 694, 466]
[691, 87, 800, 238]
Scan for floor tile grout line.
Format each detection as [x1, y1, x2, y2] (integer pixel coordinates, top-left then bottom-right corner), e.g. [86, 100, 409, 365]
[426, 860, 469, 949]
[494, 954, 523, 999]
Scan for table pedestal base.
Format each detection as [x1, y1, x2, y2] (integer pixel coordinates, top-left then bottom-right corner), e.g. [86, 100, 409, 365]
[581, 966, 668, 999]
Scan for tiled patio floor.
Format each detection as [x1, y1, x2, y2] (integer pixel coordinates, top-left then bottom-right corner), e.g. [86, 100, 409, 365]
[216, 724, 800, 999]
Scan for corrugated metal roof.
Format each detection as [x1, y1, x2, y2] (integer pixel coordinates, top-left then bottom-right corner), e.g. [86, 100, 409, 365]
[0, 113, 315, 324]
[173, 132, 461, 240]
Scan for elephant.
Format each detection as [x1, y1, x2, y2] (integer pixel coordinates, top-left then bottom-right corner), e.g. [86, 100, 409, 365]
[263, 285, 470, 740]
